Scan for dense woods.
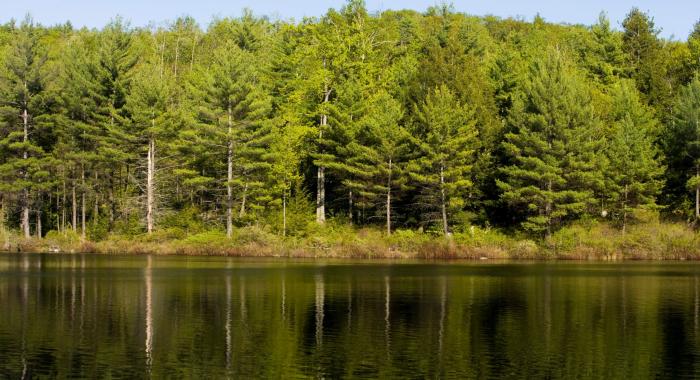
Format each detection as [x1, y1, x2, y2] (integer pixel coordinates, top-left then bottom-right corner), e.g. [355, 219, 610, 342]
[1, 1, 700, 249]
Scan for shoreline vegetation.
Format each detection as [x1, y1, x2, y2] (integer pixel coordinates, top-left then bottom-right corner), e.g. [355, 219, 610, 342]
[3, 221, 700, 260]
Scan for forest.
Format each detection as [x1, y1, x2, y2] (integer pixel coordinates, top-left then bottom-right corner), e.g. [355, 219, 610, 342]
[2, 1, 700, 257]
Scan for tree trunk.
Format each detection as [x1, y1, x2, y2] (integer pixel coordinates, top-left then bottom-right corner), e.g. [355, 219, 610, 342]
[226, 105, 233, 239]
[146, 137, 155, 234]
[316, 165, 325, 224]
[622, 184, 629, 235]
[72, 181, 77, 233]
[282, 188, 287, 237]
[239, 182, 248, 218]
[108, 170, 115, 228]
[546, 179, 553, 238]
[440, 165, 448, 236]
[349, 190, 353, 226]
[386, 159, 392, 236]
[94, 172, 99, 227]
[62, 172, 66, 234]
[173, 37, 180, 79]
[21, 109, 30, 238]
[36, 211, 41, 239]
[316, 88, 331, 224]
[81, 165, 86, 240]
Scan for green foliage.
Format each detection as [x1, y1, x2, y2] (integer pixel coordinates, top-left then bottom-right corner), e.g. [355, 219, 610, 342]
[410, 85, 478, 234]
[498, 49, 604, 236]
[0, 3, 693, 245]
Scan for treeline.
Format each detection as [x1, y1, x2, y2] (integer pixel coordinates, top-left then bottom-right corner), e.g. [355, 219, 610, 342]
[1, 1, 700, 241]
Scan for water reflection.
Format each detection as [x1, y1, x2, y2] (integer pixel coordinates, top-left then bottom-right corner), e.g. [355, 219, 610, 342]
[144, 255, 153, 371]
[2, 256, 700, 378]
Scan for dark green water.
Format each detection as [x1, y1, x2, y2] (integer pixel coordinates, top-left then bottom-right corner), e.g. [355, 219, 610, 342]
[1, 255, 700, 379]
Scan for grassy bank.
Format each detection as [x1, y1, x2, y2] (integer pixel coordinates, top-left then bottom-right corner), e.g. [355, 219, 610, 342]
[3, 221, 700, 260]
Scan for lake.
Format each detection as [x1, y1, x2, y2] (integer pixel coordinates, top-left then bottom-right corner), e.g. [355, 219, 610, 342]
[1, 254, 699, 379]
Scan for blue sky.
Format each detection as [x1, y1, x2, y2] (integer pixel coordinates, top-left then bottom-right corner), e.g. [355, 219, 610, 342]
[1, 1, 698, 40]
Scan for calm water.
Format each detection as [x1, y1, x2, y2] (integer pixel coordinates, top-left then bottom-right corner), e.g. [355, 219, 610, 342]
[1, 255, 700, 379]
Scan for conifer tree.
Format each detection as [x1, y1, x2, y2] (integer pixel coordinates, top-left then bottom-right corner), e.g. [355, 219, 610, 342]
[331, 91, 410, 234]
[126, 63, 174, 233]
[189, 41, 271, 237]
[621, 8, 669, 109]
[0, 18, 52, 238]
[410, 85, 478, 235]
[498, 50, 604, 236]
[663, 77, 700, 221]
[605, 81, 663, 232]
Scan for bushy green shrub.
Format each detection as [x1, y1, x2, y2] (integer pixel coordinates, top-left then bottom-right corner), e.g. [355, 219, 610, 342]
[160, 206, 207, 234]
[182, 230, 228, 245]
[45, 229, 82, 246]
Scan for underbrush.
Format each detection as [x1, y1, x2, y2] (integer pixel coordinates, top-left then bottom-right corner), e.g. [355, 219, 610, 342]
[3, 220, 700, 260]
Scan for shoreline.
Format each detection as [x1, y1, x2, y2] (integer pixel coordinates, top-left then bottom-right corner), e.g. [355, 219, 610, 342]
[3, 221, 699, 261]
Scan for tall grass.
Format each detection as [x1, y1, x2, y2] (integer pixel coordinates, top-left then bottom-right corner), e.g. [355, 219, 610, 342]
[2, 221, 700, 260]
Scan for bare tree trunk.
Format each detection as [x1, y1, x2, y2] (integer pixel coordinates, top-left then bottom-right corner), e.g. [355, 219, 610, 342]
[546, 179, 553, 238]
[94, 172, 99, 227]
[62, 172, 66, 234]
[81, 165, 86, 240]
[440, 165, 448, 236]
[316, 88, 331, 225]
[349, 190, 353, 226]
[36, 210, 41, 238]
[72, 180, 77, 233]
[316, 165, 325, 224]
[239, 182, 248, 218]
[226, 105, 233, 239]
[282, 188, 287, 237]
[108, 170, 115, 227]
[622, 184, 628, 235]
[1, 195, 8, 250]
[147, 136, 155, 234]
[21, 109, 30, 238]
[386, 159, 392, 236]
[173, 37, 180, 79]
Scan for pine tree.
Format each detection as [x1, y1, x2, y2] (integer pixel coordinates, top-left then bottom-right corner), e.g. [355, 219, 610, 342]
[690, 21, 700, 73]
[498, 49, 604, 236]
[189, 41, 271, 237]
[330, 91, 410, 234]
[663, 77, 700, 221]
[621, 8, 669, 109]
[126, 63, 175, 233]
[410, 85, 478, 235]
[605, 80, 663, 232]
[0, 18, 52, 238]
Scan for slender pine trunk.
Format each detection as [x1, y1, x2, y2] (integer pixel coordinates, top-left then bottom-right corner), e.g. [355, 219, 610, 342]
[239, 182, 248, 218]
[36, 210, 41, 239]
[316, 88, 331, 224]
[440, 164, 448, 236]
[81, 165, 86, 240]
[146, 136, 155, 234]
[282, 188, 287, 237]
[94, 172, 99, 227]
[386, 159, 392, 236]
[226, 105, 233, 239]
[349, 190, 353, 226]
[21, 108, 30, 238]
[61, 171, 66, 234]
[622, 184, 629, 235]
[72, 179, 77, 233]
